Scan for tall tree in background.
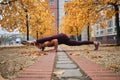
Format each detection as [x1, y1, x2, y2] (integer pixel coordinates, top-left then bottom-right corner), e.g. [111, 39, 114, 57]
[60, 0, 101, 41]
[101, 0, 120, 45]
[29, 9, 56, 39]
[0, 0, 56, 40]
[60, 0, 120, 45]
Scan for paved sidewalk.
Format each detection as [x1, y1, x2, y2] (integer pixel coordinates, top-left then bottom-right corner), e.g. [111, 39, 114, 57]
[66, 52, 120, 80]
[15, 52, 56, 80]
[14, 48, 120, 80]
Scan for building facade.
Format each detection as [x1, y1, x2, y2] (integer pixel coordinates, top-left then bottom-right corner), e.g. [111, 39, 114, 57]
[48, 0, 58, 33]
[48, 0, 88, 40]
[92, 16, 117, 44]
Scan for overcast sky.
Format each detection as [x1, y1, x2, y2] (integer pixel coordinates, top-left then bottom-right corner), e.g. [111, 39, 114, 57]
[0, 27, 19, 34]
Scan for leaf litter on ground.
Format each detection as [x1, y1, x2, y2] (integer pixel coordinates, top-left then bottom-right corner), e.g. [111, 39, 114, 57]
[0, 46, 48, 80]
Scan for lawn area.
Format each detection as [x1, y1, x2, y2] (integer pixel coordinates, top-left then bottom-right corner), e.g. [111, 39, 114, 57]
[0, 46, 47, 80]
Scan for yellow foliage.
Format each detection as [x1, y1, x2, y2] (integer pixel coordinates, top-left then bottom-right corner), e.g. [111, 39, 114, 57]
[60, 0, 119, 38]
[1, 0, 56, 37]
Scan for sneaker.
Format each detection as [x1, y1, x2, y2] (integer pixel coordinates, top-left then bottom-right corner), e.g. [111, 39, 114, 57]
[21, 41, 35, 46]
[94, 42, 100, 50]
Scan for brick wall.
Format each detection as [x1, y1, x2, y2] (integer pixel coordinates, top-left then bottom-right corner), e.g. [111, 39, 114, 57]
[48, 0, 58, 28]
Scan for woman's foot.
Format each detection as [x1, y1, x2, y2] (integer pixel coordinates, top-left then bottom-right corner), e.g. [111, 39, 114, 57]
[94, 41, 100, 50]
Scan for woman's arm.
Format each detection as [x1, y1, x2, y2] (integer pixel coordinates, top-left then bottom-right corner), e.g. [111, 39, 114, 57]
[43, 39, 58, 52]
[52, 39, 58, 51]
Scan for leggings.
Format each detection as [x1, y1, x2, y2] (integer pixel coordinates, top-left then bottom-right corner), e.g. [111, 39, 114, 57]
[64, 40, 94, 46]
[36, 33, 94, 45]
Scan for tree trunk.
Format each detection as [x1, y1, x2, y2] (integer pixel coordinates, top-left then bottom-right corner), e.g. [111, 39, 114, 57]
[26, 13, 29, 41]
[75, 36, 78, 41]
[87, 25, 90, 41]
[36, 31, 38, 39]
[114, 5, 120, 46]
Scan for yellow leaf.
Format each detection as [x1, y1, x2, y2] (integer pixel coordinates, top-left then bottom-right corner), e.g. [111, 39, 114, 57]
[53, 70, 65, 76]
[110, 64, 118, 69]
[0, 61, 6, 64]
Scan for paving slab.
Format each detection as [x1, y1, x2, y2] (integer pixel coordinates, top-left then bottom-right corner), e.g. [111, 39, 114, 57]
[57, 61, 73, 64]
[56, 63, 77, 69]
[58, 58, 71, 61]
[57, 69, 83, 78]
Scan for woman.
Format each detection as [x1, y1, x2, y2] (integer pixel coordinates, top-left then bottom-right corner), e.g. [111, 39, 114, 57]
[22, 33, 100, 51]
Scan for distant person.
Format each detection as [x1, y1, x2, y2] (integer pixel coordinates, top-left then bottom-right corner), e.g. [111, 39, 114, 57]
[22, 33, 100, 52]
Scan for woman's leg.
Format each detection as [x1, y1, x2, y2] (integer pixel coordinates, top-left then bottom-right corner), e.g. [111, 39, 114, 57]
[64, 40, 99, 50]
[64, 40, 94, 46]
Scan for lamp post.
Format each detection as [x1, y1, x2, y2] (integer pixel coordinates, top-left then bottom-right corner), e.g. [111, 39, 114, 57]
[25, 9, 29, 41]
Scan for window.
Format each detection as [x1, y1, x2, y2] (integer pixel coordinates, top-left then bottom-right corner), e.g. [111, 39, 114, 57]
[51, 12, 55, 16]
[65, 12, 68, 15]
[50, 0, 54, 5]
[64, 0, 72, 2]
[100, 30, 103, 35]
[114, 27, 117, 32]
[96, 31, 99, 36]
[96, 37, 103, 41]
[65, 0, 68, 2]
[51, 22, 55, 26]
[108, 20, 113, 27]
[107, 35, 116, 40]
[107, 28, 113, 34]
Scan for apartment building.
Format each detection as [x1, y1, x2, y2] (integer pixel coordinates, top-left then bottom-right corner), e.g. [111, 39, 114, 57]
[92, 17, 117, 44]
[48, 0, 58, 33]
[48, 0, 88, 40]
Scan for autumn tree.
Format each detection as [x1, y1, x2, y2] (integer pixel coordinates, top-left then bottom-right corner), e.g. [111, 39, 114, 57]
[29, 9, 56, 39]
[60, 0, 120, 45]
[60, 0, 101, 41]
[94, 0, 120, 45]
[0, 0, 56, 40]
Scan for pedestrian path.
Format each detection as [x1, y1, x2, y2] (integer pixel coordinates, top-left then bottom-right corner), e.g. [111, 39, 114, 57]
[14, 48, 120, 80]
[52, 48, 90, 80]
[15, 52, 56, 80]
[66, 52, 120, 80]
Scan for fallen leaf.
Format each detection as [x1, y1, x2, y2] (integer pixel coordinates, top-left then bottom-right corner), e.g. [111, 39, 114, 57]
[107, 50, 112, 52]
[91, 55, 98, 59]
[90, 55, 103, 59]
[29, 51, 42, 56]
[53, 70, 65, 76]
[0, 75, 8, 80]
[98, 56, 103, 58]
[71, 53, 80, 56]
[86, 51, 90, 54]
[20, 66, 26, 70]
[41, 52, 48, 55]
[69, 53, 73, 55]
[20, 51, 27, 54]
[110, 64, 118, 69]
[0, 61, 6, 64]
